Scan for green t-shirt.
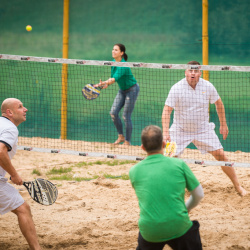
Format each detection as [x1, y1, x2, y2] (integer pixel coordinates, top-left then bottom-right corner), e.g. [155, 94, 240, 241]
[111, 58, 137, 90]
[129, 154, 200, 243]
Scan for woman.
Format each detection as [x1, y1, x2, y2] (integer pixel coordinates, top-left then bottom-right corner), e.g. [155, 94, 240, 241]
[94, 44, 140, 145]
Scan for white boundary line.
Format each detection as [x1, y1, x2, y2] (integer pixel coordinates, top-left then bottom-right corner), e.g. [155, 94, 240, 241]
[17, 146, 250, 168]
[1, 54, 250, 72]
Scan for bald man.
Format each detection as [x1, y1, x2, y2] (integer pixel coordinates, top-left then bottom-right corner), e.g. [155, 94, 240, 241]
[0, 98, 41, 250]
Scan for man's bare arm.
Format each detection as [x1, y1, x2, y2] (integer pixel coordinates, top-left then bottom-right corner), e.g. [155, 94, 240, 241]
[162, 105, 173, 142]
[0, 143, 22, 185]
[215, 98, 229, 140]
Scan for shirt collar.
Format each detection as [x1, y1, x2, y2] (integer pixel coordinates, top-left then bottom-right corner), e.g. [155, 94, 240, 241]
[112, 58, 126, 62]
[184, 78, 200, 90]
[146, 154, 164, 159]
[1, 116, 11, 121]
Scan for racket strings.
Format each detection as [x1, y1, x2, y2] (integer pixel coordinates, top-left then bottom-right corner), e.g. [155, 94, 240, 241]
[165, 141, 177, 157]
[35, 179, 58, 205]
[29, 180, 44, 204]
[82, 84, 100, 100]
[44, 181, 57, 203]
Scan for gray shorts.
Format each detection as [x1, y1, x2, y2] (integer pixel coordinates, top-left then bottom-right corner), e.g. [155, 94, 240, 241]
[0, 178, 24, 215]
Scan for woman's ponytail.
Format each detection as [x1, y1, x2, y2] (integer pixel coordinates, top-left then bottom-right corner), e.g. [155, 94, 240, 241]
[123, 53, 128, 61]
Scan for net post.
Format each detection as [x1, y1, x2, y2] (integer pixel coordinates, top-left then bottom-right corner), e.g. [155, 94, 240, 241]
[202, 0, 209, 81]
[61, 0, 70, 139]
[61, 63, 68, 139]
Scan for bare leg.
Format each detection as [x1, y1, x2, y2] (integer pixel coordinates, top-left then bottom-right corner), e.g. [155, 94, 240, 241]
[12, 202, 41, 250]
[209, 149, 247, 196]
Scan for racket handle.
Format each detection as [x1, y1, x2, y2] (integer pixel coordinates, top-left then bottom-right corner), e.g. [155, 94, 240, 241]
[9, 176, 24, 185]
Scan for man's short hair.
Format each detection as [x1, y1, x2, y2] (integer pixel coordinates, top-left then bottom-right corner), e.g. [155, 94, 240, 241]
[141, 125, 163, 153]
[187, 61, 200, 65]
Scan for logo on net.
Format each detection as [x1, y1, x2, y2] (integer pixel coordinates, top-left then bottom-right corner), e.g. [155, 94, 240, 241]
[191, 65, 201, 70]
[76, 60, 86, 65]
[21, 57, 30, 61]
[24, 147, 33, 151]
[162, 64, 172, 69]
[195, 160, 204, 165]
[51, 149, 60, 153]
[133, 63, 143, 67]
[221, 66, 230, 71]
[225, 162, 234, 167]
[48, 59, 58, 63]
[104, 62, 113, 66]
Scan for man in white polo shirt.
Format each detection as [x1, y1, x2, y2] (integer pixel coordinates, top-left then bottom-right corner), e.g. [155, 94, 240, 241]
[162, 61, 247, 196]
[0, 98, 41, 249]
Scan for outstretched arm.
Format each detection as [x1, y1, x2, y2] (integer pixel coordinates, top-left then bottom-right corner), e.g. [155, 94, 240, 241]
[162, 105, 173, 142]
[94, 78, 116, 89]
[215, 98, 229, 140]
[185, 184, 204, 212]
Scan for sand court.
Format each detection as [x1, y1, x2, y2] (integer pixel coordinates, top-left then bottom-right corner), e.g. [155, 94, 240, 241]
[0, 148, 249, 250]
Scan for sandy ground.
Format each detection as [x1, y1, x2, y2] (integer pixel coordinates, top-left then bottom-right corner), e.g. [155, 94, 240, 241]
[0, 147, 250, 250]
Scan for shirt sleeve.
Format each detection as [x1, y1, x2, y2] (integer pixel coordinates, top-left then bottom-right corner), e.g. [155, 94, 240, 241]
[185, 184, 204, 211]
[129, 165, 136, 188]
[182, 161, 200, 191]
[112, 67, 127, 82]
[209, 83, 220, 104]
[165, 86, 177, 108]
[0, 128, 18, 151]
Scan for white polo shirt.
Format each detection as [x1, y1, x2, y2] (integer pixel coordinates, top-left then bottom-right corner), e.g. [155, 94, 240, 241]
[165, 78, 220, 133]
[0, 117, 18, 179]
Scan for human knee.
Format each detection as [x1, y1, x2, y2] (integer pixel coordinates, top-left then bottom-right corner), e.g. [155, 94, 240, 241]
[110, 113, 116, 121]
[122, 115, 127, 122]
[211, 149, 227, 161]
[13, 202, 32, 216]
[122, 112, 131, 122]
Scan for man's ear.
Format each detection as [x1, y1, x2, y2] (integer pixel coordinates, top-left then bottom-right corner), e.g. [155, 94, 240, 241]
[141, 144, 146, 152]
[162, 141, 166, 149]
[6, 109, 13, 116]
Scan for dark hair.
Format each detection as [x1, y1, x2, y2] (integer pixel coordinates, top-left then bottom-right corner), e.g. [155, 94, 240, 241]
[141, 125, 163, 153]
[187, 61, 200, 65]
[115, 43, 128, 61]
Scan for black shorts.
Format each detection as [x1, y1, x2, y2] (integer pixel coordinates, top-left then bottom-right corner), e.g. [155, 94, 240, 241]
[136, 220, 202, 250]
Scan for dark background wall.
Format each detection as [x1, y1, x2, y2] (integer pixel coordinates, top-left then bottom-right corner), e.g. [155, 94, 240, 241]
[0, 0, 249, 65]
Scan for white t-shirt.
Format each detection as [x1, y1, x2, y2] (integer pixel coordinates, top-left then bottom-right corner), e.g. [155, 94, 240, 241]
[165, 78, 220, 133]
[0, 117, 18, 179]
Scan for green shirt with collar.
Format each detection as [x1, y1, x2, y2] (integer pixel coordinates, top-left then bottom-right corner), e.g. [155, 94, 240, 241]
[111, 58, 137, 90]
[129, 154, 200, 242]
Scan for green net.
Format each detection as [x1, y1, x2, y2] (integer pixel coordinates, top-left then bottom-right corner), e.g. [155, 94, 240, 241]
[0, 55, 249, 167]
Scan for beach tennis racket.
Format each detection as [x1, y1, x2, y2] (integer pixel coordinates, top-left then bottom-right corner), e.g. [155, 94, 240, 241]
[82, 84, 101, 100]
[164, 141, 177, 157]
[11, 178, 58, 205]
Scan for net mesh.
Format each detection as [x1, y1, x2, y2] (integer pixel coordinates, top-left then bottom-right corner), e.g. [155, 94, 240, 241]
[0, 54, 249, 167]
